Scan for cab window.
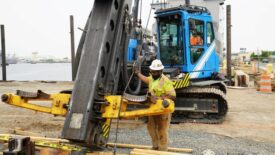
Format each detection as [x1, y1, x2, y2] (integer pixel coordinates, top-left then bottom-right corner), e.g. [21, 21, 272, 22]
[189, 19, 204, 64]
[159, 14, 184, 66]
[206, 22, 215, 46]
[189, 19, 204, 46]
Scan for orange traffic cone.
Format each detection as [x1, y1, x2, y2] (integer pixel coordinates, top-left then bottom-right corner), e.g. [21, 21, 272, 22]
[259, 73, 272, 93]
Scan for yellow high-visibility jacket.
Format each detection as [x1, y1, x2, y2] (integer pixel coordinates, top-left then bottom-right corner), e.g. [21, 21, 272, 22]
[148, 74, 176, 98]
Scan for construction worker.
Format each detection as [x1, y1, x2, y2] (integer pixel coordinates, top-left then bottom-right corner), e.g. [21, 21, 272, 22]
[134, 59, 176, 151]
[190, 31, 203, 46]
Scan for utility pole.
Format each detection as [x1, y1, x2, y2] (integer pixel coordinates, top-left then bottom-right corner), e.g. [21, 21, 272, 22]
[185, 0, 190, 6]
[1, 25, 7, 81]
[70, 15, 76, 81]
[226, 5, 232, 85]
[257, 48, 260, 73]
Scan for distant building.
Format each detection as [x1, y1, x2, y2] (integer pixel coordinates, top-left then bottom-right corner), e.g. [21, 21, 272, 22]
[240, 48, 247, 53]
[238, 52, 252, 63]
[31, 52, 39, 63]
[231, 53, 238, 61]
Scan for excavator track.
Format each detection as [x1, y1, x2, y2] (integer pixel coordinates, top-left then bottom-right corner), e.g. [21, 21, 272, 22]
[172, 86, 228, 124]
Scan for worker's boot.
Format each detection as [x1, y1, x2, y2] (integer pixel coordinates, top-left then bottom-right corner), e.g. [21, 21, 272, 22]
[147, 116, 158, 149]
[156, 114, 171, 151]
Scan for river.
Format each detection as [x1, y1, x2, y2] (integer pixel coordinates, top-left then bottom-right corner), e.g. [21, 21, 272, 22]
[1, 62, 274, 81]
[0, 63, 72, 81]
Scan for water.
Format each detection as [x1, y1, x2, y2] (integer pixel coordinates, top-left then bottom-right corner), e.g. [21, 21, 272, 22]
[2, 62, 273, 81]
[0, 63, 72, 81]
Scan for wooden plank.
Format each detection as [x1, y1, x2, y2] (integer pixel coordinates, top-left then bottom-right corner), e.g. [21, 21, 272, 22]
[0, 134, 70, 143]
[37, 148, 70, 155]
[1, 145, 126, 155]
[107, 143, 192, 153]
[227, 86, 250, 89]
[108, 143, 151, 149]
[87, 152, 126, 155]
[13, 128, 44, 137]
[130, 151, 151, 155]
[130, 148, 190, 155]
[1, 135, 192, 154]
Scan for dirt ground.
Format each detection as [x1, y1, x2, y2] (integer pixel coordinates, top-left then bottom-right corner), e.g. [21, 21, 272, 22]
[0, 81, 275, 146]
[177, 87, 275, 144]
[0, 81, 72, 138]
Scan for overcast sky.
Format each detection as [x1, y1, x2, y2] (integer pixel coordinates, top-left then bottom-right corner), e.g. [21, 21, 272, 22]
[0, 0, 275, 58]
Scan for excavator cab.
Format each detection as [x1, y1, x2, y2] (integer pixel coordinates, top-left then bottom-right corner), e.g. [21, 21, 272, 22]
[156, 6, 220, 80]
[154, 6, 228, 124]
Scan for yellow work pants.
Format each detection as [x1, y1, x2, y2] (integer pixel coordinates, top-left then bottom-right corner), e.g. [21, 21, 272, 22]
[147, 113, 171, 151]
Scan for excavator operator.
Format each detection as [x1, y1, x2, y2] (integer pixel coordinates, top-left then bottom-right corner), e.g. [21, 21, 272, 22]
[134, 59, 176, 151]
[190, 30, 203, 46]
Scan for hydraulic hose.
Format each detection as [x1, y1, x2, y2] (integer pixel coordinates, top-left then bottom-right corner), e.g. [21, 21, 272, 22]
[123, 54, 143, 95]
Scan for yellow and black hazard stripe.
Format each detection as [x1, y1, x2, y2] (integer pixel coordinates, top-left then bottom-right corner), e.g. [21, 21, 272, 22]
[172, 73, 190, 89]
[101, 123, 111, 138]
[101, 119, 111, 138]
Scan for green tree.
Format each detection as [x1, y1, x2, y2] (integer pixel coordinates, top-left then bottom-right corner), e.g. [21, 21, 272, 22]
[261, 51, 270, 58]
[250, 52, 257, 59]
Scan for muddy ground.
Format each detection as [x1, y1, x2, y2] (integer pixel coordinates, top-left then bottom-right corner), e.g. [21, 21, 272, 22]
[0, 81, 275, 153]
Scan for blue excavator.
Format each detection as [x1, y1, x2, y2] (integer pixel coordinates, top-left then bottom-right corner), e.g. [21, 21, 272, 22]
[1, 0, 228, 150]
[126, 1, 228, 124]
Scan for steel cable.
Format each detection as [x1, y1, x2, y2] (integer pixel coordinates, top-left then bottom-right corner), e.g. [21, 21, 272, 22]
[113, 62, 136, 155]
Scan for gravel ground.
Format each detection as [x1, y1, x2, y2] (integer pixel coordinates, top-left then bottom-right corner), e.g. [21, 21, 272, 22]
[108, 123, 275, 155]
[1, 82, 275, 155]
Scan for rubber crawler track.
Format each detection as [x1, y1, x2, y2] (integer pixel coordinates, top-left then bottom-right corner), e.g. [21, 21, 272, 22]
[172, 86, 228, 124]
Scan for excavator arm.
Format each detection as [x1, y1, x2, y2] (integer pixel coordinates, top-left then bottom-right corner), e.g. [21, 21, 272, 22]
[1, 92, 174, 119]
[1, 90, 70, 116]
[1, 90, 174, 148]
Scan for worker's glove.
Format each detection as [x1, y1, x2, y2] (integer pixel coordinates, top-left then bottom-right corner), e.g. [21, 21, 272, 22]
[147, 92, 157, 104]
[160, 94, 176, 101]
[150, 96, 158, 104]
[132, 62, 140, 75]
[148, 93, 158, 104]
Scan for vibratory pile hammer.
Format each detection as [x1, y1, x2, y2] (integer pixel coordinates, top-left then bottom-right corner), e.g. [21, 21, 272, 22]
[1, 0, 228, 150]
[2, 0, 175, 149]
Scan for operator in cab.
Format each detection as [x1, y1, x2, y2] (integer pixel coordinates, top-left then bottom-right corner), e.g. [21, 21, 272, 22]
[134, 59, 176, 151]
[190, 30, 203, 46]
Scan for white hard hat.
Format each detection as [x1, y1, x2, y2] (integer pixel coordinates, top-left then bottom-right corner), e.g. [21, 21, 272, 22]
[149, 59, 164, 71]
